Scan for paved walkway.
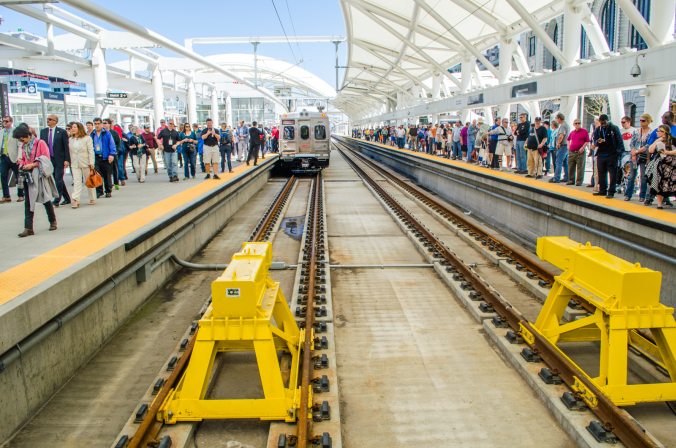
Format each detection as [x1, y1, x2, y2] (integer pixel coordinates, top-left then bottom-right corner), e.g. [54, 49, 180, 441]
[0, 158, 248, 273]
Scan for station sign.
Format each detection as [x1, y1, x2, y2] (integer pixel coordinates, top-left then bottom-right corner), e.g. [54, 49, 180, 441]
[26, 83, 38, 95]
[43, 91, 65, 101]
[511, 81, 538, 98]
[107, 92, 128, 99]
[0, 83, 9, 117]
[467, 93, 484, 105]
[102, 98, 114, 105]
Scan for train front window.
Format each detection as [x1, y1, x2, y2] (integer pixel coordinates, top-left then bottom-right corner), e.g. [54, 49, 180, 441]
[284, 126, 295, 140]
[300, 125, 310, 140]
[314, 124, 327, 140]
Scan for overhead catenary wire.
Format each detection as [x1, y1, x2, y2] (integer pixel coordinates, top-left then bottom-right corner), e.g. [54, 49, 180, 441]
[283, 0, 304, 62]
[271, 0, 299, 65]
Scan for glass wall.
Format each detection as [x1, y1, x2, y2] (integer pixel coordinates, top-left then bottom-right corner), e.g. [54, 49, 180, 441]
[231, 98, 276, 125]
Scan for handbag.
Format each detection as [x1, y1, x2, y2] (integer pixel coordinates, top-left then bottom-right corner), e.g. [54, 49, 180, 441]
[86, 168, 103, 189]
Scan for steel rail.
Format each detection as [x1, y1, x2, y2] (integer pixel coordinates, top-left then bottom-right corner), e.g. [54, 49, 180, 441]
[124, 175, 298, 448]
[338, 139, 663, 360]
[337, 145, 659, 448]
[297, 174, 322, 448]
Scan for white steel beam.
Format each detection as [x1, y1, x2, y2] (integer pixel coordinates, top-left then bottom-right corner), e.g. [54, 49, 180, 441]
[414, 0, 500, 78]
[614, 0, 659, 48]
[59, 0, 288, 111]
[351, 42, 676, 124]
[504, 0, 569, 67]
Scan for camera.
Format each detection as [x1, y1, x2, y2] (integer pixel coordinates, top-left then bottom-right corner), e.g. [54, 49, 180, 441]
[18, 170, 33, 188]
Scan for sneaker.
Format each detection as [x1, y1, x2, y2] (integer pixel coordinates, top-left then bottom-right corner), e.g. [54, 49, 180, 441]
[49, 222, 57, 231]
[592, 192, 604, 196]
[17, 197, 24, 202]
[565, 181, 574, 185]
[549, 179, 560, 183]
[536, 175, 543, 179]
[606, 194, 615, 199]
[114, 184, 120, 191]
[213, 174, 220, 180]
[105, 192, 112, 198]
[205, 174, 211, 179]
[524, 174, 534, 178]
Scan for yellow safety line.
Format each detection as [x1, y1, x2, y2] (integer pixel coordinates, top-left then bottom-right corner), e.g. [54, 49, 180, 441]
[0, 161, 261, 306]
[349, 137, 676, 225]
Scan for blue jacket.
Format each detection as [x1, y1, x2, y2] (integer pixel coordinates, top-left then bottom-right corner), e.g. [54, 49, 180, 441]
[90, 129, 117, 158]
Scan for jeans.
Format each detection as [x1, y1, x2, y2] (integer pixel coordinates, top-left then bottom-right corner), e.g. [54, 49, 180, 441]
[183, 150, 196, 178]
[95, 154, 113, 195]
[515, 140, 527, 172]
[625, 162, 647, 199]
[1, 154, 23, 198]
[117, 149, 127, 181]
[553, 146, 569, 181]
[219, 145, 233, 172]
[597, 155, 618, 195]
[24, 179, 56, 230]
[396, 137, 405, 149]
[163, 151, 178, 179]
[451, 141, 462, 159]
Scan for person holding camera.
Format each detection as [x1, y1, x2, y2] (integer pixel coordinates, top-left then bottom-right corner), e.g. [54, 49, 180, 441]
[592, 114, 623, 198]
[201, 118, 220, 180]
[14, 124, 59, 237]
[129, 126, 150, 183]
[179, 123, 197, 180]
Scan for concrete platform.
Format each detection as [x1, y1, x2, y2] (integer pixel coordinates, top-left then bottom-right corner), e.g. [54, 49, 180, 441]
[0, 154, 277, 444]
[336, 136, 676, 307]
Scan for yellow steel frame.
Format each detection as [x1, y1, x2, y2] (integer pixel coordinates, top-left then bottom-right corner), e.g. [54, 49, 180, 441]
[533, 237, 676, 406]
[158, 242, 309, 423]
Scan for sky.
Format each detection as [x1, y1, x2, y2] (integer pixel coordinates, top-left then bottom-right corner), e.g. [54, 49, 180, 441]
[0, 0, 348, 89]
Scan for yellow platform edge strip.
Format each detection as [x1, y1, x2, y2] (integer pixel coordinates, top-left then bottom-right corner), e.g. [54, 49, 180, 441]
[0, 161, 261, 306]
[345, 137, 676, 225]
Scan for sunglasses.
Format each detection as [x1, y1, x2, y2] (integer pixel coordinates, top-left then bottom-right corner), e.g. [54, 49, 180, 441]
[574, 122, 581, 125]
[639, 119, 647, 122]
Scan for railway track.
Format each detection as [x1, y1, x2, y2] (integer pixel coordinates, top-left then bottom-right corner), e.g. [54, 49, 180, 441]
[333, 138, 662, 448]
[118, 175, 303, 448]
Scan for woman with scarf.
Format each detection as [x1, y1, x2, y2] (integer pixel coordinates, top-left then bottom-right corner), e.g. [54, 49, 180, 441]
[14, 123, 58, 237]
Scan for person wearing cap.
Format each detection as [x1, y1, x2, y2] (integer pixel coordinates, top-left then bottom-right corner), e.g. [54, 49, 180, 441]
[525, 117, 548, 178]
[592, 114, 623, 198]
[141, 125, 159, 174]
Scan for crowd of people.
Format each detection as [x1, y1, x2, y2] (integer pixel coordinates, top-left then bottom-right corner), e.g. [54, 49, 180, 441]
[353, 110, 676, 208]
[0, 114, 280, 237]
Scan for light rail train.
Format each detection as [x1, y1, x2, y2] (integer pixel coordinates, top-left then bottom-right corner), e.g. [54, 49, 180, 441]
[278, 110, 330, 172]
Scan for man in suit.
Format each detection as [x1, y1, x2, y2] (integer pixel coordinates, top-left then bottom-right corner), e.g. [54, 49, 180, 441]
[0, 115, 24, 203]
[41, 114, 71, 206]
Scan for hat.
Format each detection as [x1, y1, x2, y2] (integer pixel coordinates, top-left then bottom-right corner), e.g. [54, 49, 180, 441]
[599, 114, 609, 121]
[143, 124, 150, 128]
[535, 117, 542, 122]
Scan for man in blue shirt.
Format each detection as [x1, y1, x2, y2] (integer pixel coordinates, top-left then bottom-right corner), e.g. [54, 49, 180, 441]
[90, 117, 117, 198]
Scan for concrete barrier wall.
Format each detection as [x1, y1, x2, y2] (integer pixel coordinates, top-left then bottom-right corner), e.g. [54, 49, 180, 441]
[0, 163, 273, 444]
[346, 139, 676, 308]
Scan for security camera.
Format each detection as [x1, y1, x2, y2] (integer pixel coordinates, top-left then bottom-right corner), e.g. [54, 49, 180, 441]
[630, 54, 646, 78]
[630, 64, 641, 78]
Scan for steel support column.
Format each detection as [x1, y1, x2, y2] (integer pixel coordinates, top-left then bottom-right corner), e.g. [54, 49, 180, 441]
[559, 1, 583, 120]
[152, 65, 164, 126]
[92, 41, 108, 117]
[497, 40, 514, 120]
[211, 87, 219, 122]
[187, 78, 197, 125]
[644, 0, 676, 118]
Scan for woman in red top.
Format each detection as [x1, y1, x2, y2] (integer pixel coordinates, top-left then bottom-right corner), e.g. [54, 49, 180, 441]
[14, 124, 57, 237]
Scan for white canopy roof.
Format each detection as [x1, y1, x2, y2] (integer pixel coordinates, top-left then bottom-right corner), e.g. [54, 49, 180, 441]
[335, 0, 564, 118]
